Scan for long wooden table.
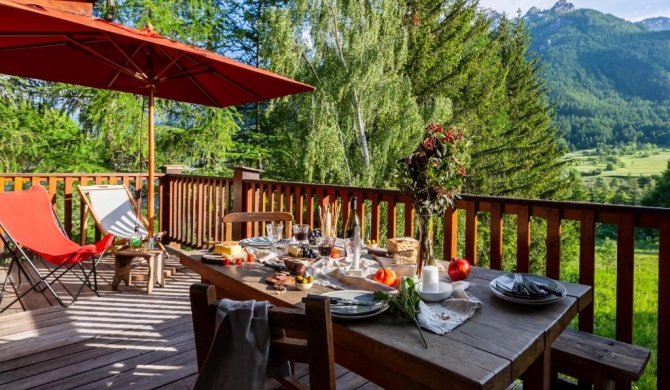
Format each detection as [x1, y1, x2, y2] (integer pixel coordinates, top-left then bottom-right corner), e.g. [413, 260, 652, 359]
[178, 249, 592, 390]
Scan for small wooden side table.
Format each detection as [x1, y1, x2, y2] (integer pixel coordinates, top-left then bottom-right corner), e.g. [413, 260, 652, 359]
[113, 249, 165, 294]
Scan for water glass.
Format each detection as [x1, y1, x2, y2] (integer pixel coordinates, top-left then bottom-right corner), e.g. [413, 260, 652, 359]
[266, 223, 284, 254]
[293, 224, 310, 244]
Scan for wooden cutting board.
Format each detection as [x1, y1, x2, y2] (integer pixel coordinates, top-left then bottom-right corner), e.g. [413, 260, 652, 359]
[265, 275, 296, 286]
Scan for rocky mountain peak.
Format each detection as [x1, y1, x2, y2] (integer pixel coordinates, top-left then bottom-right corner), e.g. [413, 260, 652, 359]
[551, 0, 575, 14]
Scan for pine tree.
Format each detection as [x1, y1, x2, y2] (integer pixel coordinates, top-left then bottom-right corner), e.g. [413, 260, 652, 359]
[484, 16, 573, 199]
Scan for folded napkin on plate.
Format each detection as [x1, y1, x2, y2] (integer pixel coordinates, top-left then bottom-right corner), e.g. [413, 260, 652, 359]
[418, 281, 481, 335]
[306, 256, 414, 293]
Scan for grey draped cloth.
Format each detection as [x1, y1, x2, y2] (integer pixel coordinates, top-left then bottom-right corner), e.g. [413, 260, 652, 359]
[193, 299, 272, 390]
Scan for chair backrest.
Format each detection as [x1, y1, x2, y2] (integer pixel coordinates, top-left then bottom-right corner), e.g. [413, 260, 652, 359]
[78, 185, 148, 240]
[0, 185, 112, 265]
[189, 283, 335, 390]
[221, 212, 293, 241]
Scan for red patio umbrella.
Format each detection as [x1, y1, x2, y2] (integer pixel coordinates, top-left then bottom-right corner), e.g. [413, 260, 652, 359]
[0, 0, 314, 237]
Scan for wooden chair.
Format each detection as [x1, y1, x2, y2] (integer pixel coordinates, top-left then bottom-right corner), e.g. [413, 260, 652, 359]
[222, 211, 293, 241]
[189, 283, 335, 390]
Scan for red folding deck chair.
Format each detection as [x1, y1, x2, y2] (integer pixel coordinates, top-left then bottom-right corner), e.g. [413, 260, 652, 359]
[0, 185, 113, 312]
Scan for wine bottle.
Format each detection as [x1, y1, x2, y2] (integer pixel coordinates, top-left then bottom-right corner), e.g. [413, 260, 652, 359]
[344, 197, 360, 239]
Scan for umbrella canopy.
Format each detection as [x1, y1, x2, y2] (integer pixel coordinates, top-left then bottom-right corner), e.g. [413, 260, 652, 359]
[0, 0, 314, 236]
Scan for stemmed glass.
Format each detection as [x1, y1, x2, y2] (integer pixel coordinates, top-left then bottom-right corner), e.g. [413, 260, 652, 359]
[266, 223, 284, 254]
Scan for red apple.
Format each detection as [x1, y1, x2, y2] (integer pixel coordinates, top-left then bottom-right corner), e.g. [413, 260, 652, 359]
[448, 258, 471, 281]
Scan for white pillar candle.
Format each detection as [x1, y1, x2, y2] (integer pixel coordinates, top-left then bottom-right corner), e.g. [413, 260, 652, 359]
[422, 266, 440, 293]
[353, 226, 361, 270]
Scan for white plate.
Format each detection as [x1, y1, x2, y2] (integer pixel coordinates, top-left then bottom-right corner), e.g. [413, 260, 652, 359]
[320, 290, 388, 320]
[240, 237, 291, 248]
[489, 275, 567, 305]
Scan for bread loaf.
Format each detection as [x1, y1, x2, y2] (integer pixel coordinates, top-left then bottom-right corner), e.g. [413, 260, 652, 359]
[387, 237, 419, 253]
[393, 249, 418, 265]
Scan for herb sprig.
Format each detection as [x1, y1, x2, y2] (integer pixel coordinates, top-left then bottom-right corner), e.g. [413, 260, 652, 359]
[374, 277, 427, 348]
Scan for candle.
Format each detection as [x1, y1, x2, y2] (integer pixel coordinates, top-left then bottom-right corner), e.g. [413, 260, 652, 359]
[422, 266, 439, 293]
[325, 211, 332, 237]
[353, 226, 361, 270]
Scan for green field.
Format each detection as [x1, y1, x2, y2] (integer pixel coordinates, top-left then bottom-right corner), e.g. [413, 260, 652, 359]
[561, 240, 658, 390]
[566, 149, 670, 179]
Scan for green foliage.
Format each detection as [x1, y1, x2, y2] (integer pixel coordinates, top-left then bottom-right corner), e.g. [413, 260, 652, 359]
[261, 0, 423, 187]
[527, 9, 670, 149]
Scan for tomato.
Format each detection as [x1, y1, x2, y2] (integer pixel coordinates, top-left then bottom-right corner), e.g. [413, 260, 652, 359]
[235, 258, 242, 265]
[447, 258, 471, 281]
[247, 253, 254, 262]
[373, 268, 398, 287]
[222, 258, 230, 266]
[330, 248, 340, 258]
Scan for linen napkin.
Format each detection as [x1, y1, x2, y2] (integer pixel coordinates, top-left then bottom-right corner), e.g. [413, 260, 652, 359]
[306, 255, 414, 293]
[193, 299, 272, 390]
[245, 247, 278, 263]
[417, 281, 482, 335]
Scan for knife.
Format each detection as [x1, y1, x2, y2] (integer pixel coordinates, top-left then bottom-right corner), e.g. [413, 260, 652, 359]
[523, 280, 545, 297]
[532, 281, 563, 296]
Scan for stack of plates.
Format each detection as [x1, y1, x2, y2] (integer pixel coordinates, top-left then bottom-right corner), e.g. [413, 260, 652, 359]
[489, 273, 567, 305]
[239, 237, 291, 248]
[321, 290, 389, 320]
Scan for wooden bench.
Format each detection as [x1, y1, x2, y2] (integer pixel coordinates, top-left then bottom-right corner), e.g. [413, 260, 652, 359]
[551, 328, 651, 389]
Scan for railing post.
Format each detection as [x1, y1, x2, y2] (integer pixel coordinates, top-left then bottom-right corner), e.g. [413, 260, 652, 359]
[160, 165, 186, 247]
[232, 166, 262, 240]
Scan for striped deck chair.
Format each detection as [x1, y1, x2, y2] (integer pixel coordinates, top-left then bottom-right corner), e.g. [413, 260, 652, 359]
[0, 185, 114, 312]
[77, 184, 167, 255]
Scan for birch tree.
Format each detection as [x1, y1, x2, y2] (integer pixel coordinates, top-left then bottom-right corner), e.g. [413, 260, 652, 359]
[261, 0, 428, 187]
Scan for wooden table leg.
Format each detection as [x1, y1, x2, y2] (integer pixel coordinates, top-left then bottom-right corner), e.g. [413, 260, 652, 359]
[156, 252, 165, 288]
[521, 347, 551, 389]
[113, 255, 133, 291]
[147, 254, 155, 294]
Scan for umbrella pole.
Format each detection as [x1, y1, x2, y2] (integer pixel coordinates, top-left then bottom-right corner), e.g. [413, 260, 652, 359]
[148, 87, 155, 240]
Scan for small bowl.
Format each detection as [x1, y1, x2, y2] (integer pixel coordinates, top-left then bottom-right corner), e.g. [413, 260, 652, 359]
[418, 282, 453, 302]
[295, 282, 314, 291]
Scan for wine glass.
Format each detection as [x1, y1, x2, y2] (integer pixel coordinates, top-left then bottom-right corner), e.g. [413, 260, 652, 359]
[317, 236, 336, 261]
[293, 224, 309, 244]
[266, 223, 284, 254]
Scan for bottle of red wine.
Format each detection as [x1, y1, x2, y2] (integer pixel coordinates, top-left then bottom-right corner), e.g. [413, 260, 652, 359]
[344, 197, 360, 239]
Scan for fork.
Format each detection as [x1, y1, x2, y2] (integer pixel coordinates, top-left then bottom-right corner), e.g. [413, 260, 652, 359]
[513, 273, 526, 295]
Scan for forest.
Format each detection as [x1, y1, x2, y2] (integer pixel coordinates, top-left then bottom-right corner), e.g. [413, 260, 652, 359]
[527, 8, 670, 149]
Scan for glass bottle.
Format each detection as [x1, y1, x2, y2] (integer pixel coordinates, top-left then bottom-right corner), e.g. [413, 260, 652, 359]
[343, 197, 360, 239]
[129, 226, 142, 249]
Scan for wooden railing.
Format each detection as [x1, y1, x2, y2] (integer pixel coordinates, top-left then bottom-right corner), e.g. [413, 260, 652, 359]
[2, 167, 668, 389]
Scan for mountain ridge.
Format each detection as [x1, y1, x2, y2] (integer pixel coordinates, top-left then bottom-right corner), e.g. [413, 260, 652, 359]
[504, 1, 670, 149]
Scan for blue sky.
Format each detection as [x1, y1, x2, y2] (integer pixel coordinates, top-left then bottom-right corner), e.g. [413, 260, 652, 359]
[478, 0, 670, 21]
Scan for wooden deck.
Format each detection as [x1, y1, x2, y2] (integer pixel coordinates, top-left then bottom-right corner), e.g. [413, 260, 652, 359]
[0, 253, 382, 389]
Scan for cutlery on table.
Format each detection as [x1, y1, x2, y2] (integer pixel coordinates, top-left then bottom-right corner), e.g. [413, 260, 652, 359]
[523, 280, 546, 297]
[531, 281, 563, 296]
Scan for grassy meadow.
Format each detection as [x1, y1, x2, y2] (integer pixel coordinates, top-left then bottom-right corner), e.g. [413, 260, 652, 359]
[566, 148, 670, 180]
[561, 239, 659, 390]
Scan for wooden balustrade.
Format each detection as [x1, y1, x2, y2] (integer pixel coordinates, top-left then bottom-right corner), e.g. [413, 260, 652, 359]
[2, 168, 668, 389]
